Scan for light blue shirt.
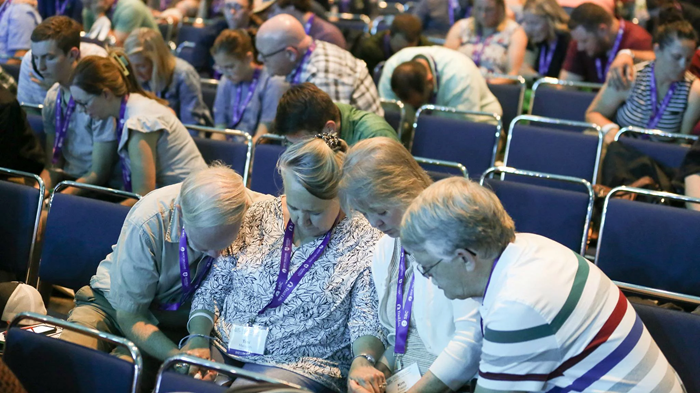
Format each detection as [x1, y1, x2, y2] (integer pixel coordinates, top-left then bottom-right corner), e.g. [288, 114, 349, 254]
[144, 57, 212, 127]
[17, 42, 107, 106]
[0, 2, 40, 59]
[378, 46, 502, 123]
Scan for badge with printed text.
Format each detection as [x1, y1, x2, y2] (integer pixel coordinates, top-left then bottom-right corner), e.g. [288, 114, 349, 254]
[227, 323, 269, 356]
[386, 363, 421, 393]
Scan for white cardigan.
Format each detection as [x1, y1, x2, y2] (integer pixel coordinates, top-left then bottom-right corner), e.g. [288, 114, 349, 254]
[372, 235, 483, 390]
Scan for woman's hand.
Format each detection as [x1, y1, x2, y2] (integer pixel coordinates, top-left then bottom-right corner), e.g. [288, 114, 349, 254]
[348, 357, 387, 393]
[180, 336, 216, 380]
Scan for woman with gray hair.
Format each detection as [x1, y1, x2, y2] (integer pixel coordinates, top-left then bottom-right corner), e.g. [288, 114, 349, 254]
[185, 134, 387, 393]
[339, 137, 482, 393]
[399, 177, 685, 393]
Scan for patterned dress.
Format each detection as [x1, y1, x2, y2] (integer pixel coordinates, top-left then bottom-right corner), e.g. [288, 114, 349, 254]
[191, 198, 385, 392]
[454, 17, 521, 76]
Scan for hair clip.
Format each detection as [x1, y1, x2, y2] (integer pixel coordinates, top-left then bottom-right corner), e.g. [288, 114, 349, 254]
[110, 52, 130, 77]
[315, 132, 341, 151]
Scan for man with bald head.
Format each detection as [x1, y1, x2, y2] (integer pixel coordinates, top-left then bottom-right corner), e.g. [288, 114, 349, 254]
[256, 14, 383, 115]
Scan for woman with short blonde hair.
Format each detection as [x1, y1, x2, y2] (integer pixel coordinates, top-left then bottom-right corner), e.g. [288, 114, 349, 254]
[186, 134, 388, 393]
[521, 0, 571, 77]
[339, 137, 483, 393]
[124, 28, 212, 128]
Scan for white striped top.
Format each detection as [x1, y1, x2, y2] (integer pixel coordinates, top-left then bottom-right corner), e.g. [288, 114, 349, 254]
[615, 61, 696, 133]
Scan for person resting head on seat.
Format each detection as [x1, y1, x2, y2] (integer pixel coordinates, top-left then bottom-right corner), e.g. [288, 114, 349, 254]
[339, 137, 483, 393]
[184, 135, 387, 393]
[586, 17, 700, 144]
[273, 83, 397, 146]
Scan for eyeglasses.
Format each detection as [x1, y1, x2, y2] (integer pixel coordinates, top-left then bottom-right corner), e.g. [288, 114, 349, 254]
[416, 248, 477, 278]
[213, 63, 237, 72]
[257, 46, 289, 62]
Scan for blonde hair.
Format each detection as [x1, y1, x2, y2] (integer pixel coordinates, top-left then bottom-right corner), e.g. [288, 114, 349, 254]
[277, 134, 348, 200]
[523, 0, 570, 36]
[339, 137, 432, 213]
[400, 177, 515, 259]
[179, 163, 250, 229]
[124, 28, 177, 95]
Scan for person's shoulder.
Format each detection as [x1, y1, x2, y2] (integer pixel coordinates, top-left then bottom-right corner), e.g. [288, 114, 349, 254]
[127, 183, 181, 227]
[624, 19, 652, 41]
[42, 83, 60, 107]
[174, 57, 198, 79]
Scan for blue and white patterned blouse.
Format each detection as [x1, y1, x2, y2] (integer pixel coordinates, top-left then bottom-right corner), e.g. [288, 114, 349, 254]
[191, 197, 385, 392]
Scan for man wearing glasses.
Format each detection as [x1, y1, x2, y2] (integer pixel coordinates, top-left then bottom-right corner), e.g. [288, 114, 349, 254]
[256, 14, 384, 116]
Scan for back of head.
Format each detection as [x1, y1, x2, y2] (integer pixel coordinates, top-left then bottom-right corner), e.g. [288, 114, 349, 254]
[278, 133, 348, 200]
[31, 16, 81, 54]
[339, 137, 432, 213]
[523, 0, 569, 32]
[257, 14, 307, 47]
[211, 28, 256, 59]
[180, 164, 249, 229]
[276, 0, 311, 13]
[124, 28, 176, 91]
[275, 83, 339, 137]
[400, 177, 515, 259]
[568, 3, 613, 32]
[654, 12, 698, 49]
[391, 61, 427, 102]
[71, 50, 166, 104]
[390, 14, 423, 42]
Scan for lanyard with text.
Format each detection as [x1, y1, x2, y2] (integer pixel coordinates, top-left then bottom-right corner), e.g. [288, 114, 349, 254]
[595, 20, 625, 82]
[52, 88, 76, 164]
[304, 14, 314, 35]
[55, 0, 69, 15]
[538, 39, 557, 76]
[479, 256, 500, 336]
[115, 95, 132, 191]
[255, 218, 333, 319]
[230, 67, 261, 129]
[159, 217, 214, 311]
[394, 248, 415, 371]
[647, 62, 678, 130]
[472, 34, 494, 68]
[291, 41, 316, 85]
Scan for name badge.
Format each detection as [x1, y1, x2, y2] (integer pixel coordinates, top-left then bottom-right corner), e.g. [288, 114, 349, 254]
[386, 363, 421, 393]
[227, 323, 269, 356]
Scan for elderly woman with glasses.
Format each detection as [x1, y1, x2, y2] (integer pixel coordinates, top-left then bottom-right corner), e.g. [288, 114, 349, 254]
[394, 177, 685, 393]
[211, 29, 288, 142]
[339, 137, 482, 393]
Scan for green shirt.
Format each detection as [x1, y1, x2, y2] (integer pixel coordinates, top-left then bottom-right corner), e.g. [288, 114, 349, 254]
[83, 0, 158, 34]
[337, 103, 399, 146]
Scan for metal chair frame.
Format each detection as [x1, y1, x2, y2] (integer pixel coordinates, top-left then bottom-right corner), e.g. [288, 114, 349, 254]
[184, 125, 253, 186]
[614, 126, 700, 143]
[379, 98, 406, 138]
[595, 186, 700, 305]
[9, 311, 143, 393]
[370, 15, 394, 34]
[480, 166, 594, 255]
[19, 102, 43, 114]
[414, 156, 468, 178]
[485, 73, 526, 127]
[505, 114, 604, 184]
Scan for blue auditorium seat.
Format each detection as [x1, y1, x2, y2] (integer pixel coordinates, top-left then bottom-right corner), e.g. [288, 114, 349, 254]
[187, 126, 252, 185]
[529, 77, 602, 125]
[614, 127, 697, 169]
[411, 105, 501, 179]
[249, 135, 286, 195]
[380, 99, 404, 134]
[487, 75, 525, 131]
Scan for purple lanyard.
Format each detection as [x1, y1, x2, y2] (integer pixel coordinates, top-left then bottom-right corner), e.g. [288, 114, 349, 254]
[115, 95, 132, 192]
[448, 0, 468, 25]
[304, 14, 314, 35]
[472, 34, 493, 68]
[159, 219, 215, 311]
[291, 41, 316, 85]
[595, 20, 625, 82]
[394, 248, 415, 355]
[256, 218, 333, 317]
[647, 62, 677, 130]
[538, 39, 557, 76]
[0, 0, 12, 21]
[479, 256, 500, 336]
[52, 88, 76, 165]
[230, 68, 261, 128]
[55, 0, 69, 15]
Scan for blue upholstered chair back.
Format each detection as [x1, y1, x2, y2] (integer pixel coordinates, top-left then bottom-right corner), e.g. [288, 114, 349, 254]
[250, 141, 286, 196]
[201, 79, 218, 113]
[633, 303, 700, 393]
[487, 79, 524, 131]
[530, 81, 599, 125]
[193, 137, 250, 179]
[4, 324, 137, 393]
[412, 107, 500, 179]
[505, 123, 601, 190]
[614, 128, 697, 170]
[38, 193, 130, 290]
[596, 194, 700, 298]
[157, 371, 227, 393]
[26, 112, 45, 146]
[0, 178, 41, 279]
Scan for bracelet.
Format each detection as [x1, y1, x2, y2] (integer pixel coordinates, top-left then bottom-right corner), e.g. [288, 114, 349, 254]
[178, 333, 215, 349]
[353, 353, 377, 365]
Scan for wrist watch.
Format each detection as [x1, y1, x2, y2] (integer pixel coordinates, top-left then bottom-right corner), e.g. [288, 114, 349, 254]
[618, 49, 635, 60]
[353, 353, 377, 365]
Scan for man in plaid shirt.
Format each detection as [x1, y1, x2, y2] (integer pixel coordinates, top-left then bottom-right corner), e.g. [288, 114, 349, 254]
[256, 14, 383, 116]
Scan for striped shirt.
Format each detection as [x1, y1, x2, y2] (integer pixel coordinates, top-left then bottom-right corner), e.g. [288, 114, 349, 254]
[478, 233, 684, 392]
[615, 61, 696, 134]
[290, 40, 384, 116]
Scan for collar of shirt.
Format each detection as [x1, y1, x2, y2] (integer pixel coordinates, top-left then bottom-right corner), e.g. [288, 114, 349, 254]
[412, 54, 439, 97]
[163, 194, 184, 243]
